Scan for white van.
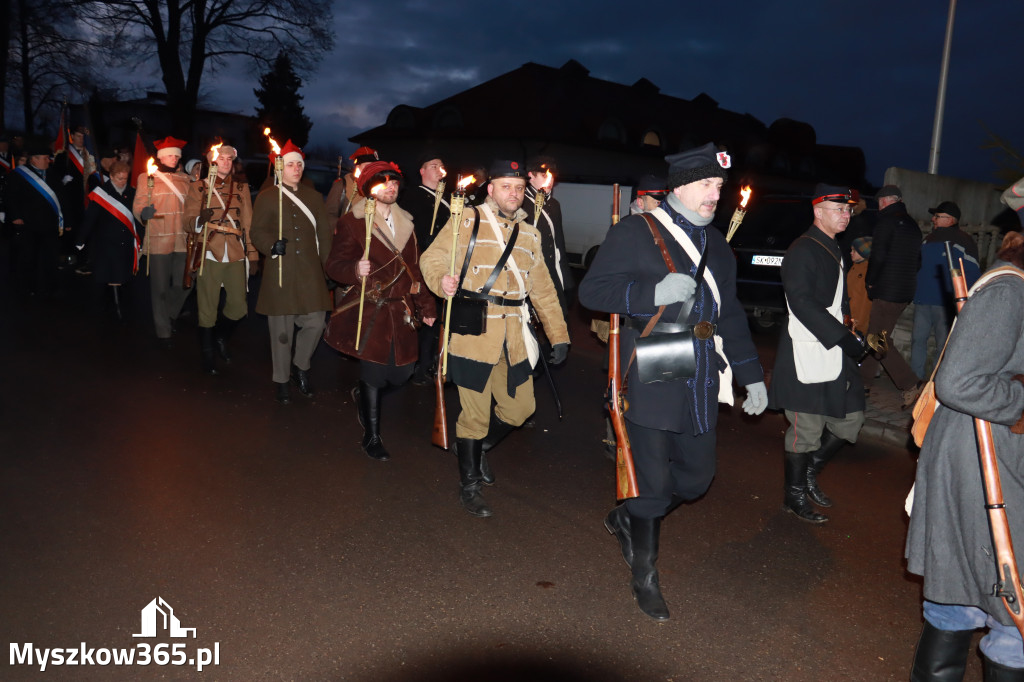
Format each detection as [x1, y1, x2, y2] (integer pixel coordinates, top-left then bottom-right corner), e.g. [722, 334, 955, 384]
[554, 182, 632, 268]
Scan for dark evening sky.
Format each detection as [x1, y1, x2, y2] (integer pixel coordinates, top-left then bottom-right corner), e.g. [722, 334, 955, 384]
[198, 0, 1021, 185]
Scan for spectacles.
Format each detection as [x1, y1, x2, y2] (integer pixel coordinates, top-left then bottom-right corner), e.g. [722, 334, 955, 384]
[822, 206, 854, 215]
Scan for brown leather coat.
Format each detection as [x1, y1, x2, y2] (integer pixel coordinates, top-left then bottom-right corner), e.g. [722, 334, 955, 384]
[133, 169, 191, 254]
[324, 198, 436, 365]
[183, 175, 257, 264]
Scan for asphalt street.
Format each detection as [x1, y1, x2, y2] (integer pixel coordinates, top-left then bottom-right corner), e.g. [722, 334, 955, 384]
[0, 261, 983, 681]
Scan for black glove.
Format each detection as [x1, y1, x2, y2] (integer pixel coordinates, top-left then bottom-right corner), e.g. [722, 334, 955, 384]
[198, 207, 215, 224]
[140, 205, 156, 221]
[549, 343, 569, 365]
[270, 239, 288, 257]
[837, 333, 868, 361]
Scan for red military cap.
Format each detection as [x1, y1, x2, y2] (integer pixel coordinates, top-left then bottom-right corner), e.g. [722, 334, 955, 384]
[349, 146, 379, 164]
[154, 136, 188, 159]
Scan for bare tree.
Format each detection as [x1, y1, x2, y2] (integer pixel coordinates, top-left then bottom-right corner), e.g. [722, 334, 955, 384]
[74, 0, 333, 140]
[5, 0, 100, 134]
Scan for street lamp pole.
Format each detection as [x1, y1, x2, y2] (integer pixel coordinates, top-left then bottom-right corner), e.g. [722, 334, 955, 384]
[928, 0, 957, 174]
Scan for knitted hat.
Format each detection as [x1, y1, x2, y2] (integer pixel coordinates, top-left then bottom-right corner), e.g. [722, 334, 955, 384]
[665, 143, 730, 189]
[358, 160, 402, 197]
[852, 236, 872, 260]
[270, 139, 304, 165]
[928, 201, 961, 221]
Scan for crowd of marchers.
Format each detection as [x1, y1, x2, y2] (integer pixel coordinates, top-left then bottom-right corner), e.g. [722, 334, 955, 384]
[3, 126, 1024, 680]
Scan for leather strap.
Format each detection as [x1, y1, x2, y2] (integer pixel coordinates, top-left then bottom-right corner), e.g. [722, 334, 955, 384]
[456, 211, 520, 300]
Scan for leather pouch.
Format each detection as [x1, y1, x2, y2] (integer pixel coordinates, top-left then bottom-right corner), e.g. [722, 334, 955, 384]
[449, 296, 487, 336]
[635, 330, 696, 383]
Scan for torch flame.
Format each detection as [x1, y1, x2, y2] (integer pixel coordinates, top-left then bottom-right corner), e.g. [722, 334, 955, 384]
[440, 167, 447, 178]
[369, 182, 387, 197]
[263, 128, 281, 155]
[542, 169, 554, 192]
[739, 185, 752, 209]
[210, 141, 223, 162]
[457, 175, 476, 190]
[354, 166, 362, 179]
[146, 157, 157, 176]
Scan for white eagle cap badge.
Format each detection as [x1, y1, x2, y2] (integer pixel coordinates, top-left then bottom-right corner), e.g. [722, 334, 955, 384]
[716, 151, 731, 169]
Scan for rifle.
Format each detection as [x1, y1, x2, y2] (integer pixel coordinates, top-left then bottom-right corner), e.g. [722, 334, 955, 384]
[606, 183, 638, 500]
[944, 243, 1024, 639]
[431, 322, 449, 449]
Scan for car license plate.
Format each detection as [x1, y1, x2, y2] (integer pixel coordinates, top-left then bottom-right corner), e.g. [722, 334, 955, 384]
[751, 255, 783, 267]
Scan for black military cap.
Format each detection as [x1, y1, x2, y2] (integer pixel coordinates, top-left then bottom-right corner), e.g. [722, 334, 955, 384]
[24, 137, 52, 157]
[928, 201, 961, 221]
[811, 183, 856, 205]
[416, 149, 445, 169]
[636, 174, 668, 197]
[665, 142, 730, 189]
[489, 159, 525, 179]
[526, 155, 558, 175]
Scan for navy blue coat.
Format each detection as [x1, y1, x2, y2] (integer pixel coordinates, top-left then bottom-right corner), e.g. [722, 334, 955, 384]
[579, 204, 763, 435]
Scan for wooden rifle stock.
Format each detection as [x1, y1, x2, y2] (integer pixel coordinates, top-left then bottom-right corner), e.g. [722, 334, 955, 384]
[947, 245, 1024, 638]
[431, 323, 449, 450]
[606, 185, 637, 499]
[608, 314, 638, 500]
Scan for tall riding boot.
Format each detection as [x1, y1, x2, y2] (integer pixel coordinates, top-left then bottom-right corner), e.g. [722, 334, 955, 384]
[982, 654, 1024, 681]
[199, 327, 218, 375]
[110, 285, 124, 321]
[629, 515, 669, 621]
[806, 431, 846, 508]
[783, 451, 828, 523]
[909, 621, 973, 681]
[353, 382, 389, 461]
[479, 413, 516, 486]
[456, 437, 492, 517]
[604, 504, 633, 567]
[214, 316, 240, 363]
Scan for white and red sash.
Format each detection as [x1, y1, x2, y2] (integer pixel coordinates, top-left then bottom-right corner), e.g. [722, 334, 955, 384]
[0, 153, 11, 173]
[67, 145, 86, 175]
[91, 186, 141, 272]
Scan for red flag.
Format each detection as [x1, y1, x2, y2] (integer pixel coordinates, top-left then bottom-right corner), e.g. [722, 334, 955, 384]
[53, 104, 67, 154]
[130, 132, 148, 189]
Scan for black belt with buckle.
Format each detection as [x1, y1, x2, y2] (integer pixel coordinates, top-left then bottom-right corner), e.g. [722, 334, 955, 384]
[626, 318, 717, 340]
[457, 291, 525, 307]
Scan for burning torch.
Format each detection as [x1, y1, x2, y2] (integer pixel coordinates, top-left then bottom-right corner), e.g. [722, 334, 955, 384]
[441, 175, 476, 376]
[264, 128, 284, 287]
[429, 166, 447, 237]
[532, 169, 554, 229]
[726, 185, 753, 243]
[355, 182, 386, 350]
[199, 142, 223, 276]
[144, 157, 157, 275]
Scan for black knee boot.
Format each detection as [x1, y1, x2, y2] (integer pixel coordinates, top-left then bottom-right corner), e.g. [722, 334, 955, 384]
[214, 316, 240, 363]
[353, 382, 389, 461]
[783, 451, 828, 523]
[629, 515, 669, 621]
[479, 413, 515, 485]
[199, 327, 218, 375]
[807, 431, 846, 508]
[909, 621, 973, 681]
[110, 285, 124, 321]
[456, 437, 492, 517]
[982, 654, 1024, 681]
[604, 504, 633, 567]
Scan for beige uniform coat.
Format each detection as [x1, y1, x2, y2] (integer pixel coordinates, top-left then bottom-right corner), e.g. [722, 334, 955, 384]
[250, 182, 333, 316]
[420, 195, 569, 392]
[133, 169, 191, 254]
[183, 175, 257, 264]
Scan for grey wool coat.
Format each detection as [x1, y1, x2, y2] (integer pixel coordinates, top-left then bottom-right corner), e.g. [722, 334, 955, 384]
[905, 264, 1024, 626]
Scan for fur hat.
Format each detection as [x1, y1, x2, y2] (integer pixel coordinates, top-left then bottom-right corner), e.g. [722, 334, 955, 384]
[358, 160, 402, 197]
[665, 143, 730, 189]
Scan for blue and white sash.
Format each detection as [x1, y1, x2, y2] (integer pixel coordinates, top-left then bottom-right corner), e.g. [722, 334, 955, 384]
[15, 166, 63, 228]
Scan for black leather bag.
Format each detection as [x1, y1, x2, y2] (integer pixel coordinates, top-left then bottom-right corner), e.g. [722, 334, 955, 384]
[635, 328, 697, 383]
[449, 296, 488, 336]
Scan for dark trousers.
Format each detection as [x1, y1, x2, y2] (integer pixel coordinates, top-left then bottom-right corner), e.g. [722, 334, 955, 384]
[360, 344, 414, 389]
[623, 421, 717, 519]
[13, 225, 59, 294]
[859, 299, 919, 390]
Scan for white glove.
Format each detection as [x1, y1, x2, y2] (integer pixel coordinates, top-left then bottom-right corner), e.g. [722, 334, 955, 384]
[62, 174, 74, 185]
[741, 381, 768, 415]
[75, 244, 85, 251]
[653, 273, 697, 305]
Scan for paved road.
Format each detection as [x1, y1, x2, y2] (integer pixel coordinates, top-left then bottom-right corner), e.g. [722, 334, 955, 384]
[0, 266, 983, 681]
